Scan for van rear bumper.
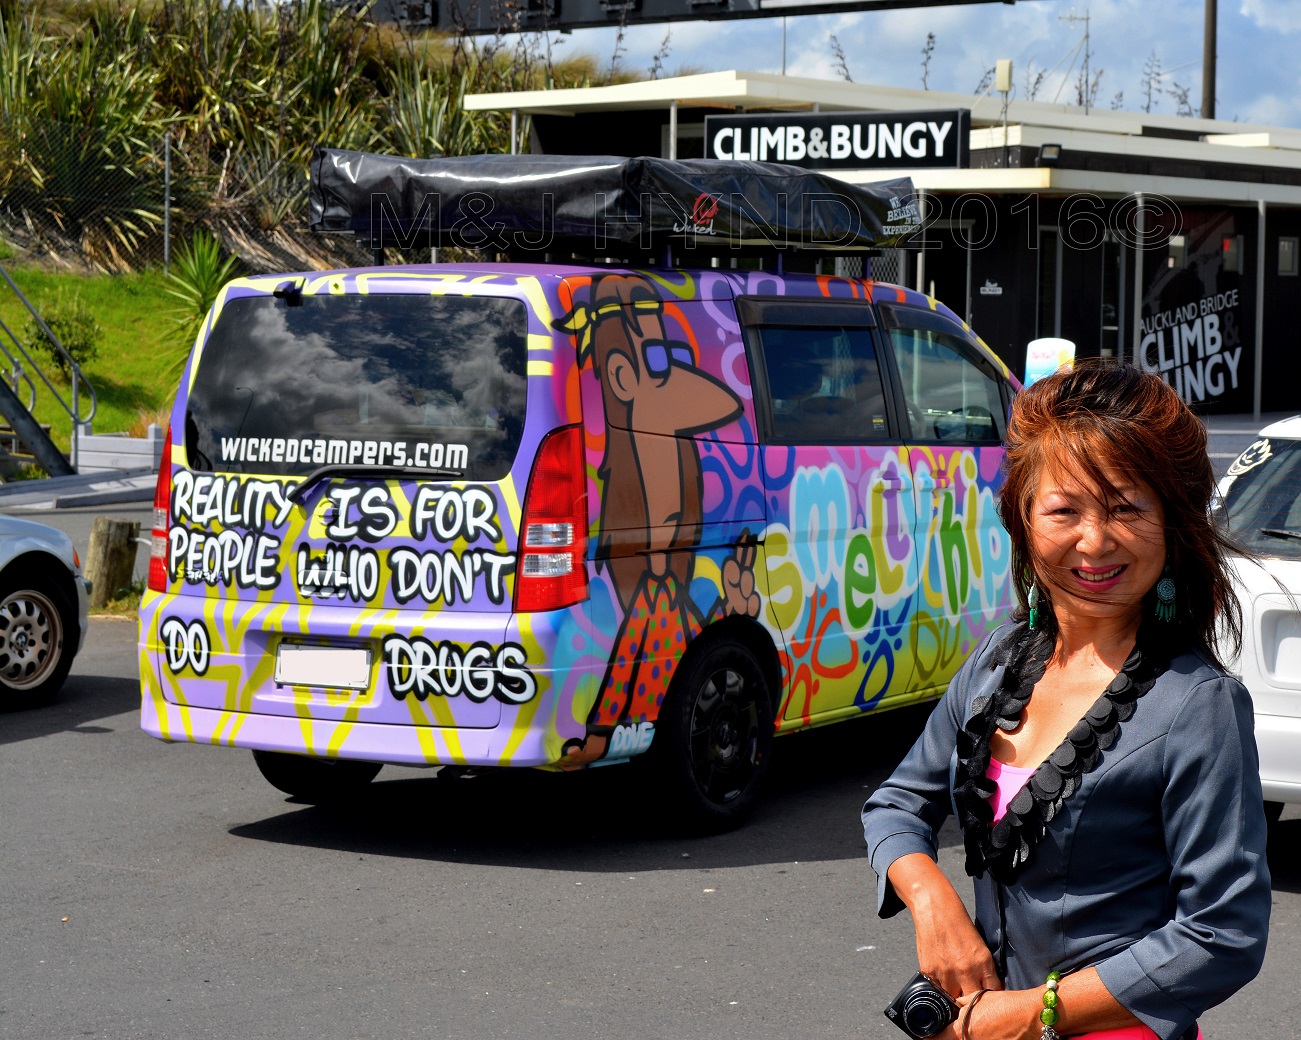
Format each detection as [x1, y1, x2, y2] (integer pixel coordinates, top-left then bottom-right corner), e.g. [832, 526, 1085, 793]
[139, 694, 561, 767]
[138, 590, 605, 767]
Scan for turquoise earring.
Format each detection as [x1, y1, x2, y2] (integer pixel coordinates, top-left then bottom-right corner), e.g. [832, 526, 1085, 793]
[1028, 582, 1040, 630]
[1154, 565, 1176, 622]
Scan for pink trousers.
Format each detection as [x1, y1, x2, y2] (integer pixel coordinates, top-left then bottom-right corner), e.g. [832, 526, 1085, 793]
[1076, 1029, 1203, 1039]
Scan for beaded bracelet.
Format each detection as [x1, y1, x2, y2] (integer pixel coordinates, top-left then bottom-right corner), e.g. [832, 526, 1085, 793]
[1039, 970, 1062, 1040]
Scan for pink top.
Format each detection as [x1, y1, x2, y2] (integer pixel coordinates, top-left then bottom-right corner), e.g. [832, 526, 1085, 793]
[984, 759, 1201, 1040]
[986, 757, 1036, 823]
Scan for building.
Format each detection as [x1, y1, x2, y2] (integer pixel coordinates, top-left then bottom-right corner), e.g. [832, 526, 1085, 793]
[467, 69, 1301, 416]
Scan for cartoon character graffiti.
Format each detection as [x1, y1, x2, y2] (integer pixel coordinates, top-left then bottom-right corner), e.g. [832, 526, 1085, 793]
[556, 274, 761, 765]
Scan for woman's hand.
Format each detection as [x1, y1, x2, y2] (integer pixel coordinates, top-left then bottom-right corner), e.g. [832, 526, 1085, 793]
[886, 852, 1001, 1000]
[935, 988, 1042, 1040]
[932, 968, 1143, 1039]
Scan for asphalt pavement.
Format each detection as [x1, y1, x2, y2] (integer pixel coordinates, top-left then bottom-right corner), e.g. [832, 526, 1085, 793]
[4, 619, 1301, 1039]
[1, 410, 1297, 1039]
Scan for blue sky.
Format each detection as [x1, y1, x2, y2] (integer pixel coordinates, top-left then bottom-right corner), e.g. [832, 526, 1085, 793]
[533, 0, 1301, 128]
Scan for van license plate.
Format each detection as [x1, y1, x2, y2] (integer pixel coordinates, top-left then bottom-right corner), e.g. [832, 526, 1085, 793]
[274, 645, 372, 690]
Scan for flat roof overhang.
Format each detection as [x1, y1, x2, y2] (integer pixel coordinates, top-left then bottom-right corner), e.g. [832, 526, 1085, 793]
[465, 69, 1288, 138]
[839, 167, 1301, 207]
[468, 70, 1301, 206]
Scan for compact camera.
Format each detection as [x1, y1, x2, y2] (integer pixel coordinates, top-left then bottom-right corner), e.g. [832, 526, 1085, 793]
[883, 971, 960, 1038]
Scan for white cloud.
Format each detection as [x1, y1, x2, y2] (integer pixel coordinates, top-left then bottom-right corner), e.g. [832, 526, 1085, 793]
[531, 1, 1301, 129]
[1239, 0, 1301, 34]
[1238, 91, 1301, 128]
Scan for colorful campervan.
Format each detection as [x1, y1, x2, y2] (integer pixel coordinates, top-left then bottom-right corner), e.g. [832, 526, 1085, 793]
[137, 152, 1019, 827]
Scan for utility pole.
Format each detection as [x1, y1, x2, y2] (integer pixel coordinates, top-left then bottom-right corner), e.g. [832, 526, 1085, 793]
[1202, 0, 1217, 119]
[1062, 9, 1092, 115]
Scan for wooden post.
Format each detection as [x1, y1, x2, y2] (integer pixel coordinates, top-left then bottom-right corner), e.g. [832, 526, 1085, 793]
[85, 517, 140, 610]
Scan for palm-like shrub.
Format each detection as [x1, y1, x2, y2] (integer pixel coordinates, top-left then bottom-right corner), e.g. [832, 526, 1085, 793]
[164, 228, 242, 362]
[0, 10, 170, 267]
[0, 0, 608, 271]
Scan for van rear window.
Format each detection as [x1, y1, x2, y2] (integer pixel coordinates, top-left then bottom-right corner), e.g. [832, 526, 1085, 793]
[184, 293, 527, 479]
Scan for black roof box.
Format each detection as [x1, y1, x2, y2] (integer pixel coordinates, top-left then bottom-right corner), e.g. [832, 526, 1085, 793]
[308, 147, 919, 258]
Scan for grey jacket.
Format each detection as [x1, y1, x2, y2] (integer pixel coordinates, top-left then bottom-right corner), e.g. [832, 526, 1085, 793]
[862, 625, 1270, 1040]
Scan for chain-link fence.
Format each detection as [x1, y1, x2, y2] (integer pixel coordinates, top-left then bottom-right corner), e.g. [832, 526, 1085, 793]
[0, 116, 921, 281]
[867, 249, 906, 284]
[0, 115, 373, 275]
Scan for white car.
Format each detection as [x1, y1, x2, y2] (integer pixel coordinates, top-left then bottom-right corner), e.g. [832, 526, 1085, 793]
[0, 514, 91, 710]
[1218, 416, 1301, 822]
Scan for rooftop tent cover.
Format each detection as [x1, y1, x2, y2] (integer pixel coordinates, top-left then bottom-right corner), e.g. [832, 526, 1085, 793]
[307, 147, 920, 254]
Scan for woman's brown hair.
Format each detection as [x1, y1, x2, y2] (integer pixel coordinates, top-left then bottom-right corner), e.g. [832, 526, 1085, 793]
[997, 359, 1241, 665]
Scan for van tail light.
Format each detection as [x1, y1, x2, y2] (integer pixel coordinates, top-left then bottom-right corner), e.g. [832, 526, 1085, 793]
[147, 425, 173, 593]
[514, 425, 588, 613]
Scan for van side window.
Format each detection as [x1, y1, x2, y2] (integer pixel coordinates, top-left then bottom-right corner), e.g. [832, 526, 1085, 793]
[748, 321, 890, 445]
[888, 325, 1006, 444]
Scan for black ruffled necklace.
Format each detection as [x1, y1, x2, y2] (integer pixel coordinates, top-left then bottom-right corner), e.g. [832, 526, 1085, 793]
[953, 624, 1169, 884]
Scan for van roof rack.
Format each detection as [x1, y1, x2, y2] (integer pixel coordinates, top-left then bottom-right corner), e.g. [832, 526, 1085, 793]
[308, 147, 919, 265]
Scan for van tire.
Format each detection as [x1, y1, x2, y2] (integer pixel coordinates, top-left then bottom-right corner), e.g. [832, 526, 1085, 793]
[252, 750, 382, 802]
[650, 636, 774, 832]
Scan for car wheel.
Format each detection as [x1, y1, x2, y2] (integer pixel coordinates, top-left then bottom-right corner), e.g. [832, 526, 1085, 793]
[650, 636, 774, 832]
[252, 749, 382, 802]
[0, 575, 75, 710]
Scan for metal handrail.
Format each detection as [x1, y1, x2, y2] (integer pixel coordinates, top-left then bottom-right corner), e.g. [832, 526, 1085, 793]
[0, 316, 38, 412]
[0, 262, 98, 466]
[0, 309, 87, 421]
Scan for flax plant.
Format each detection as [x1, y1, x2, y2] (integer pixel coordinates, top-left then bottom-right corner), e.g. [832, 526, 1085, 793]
[0, 0, 611, 271]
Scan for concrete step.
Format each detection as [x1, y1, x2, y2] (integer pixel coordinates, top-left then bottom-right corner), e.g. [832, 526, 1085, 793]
[0, 466, 157, 510]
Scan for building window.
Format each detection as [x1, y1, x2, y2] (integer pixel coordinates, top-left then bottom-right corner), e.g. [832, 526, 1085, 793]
[1167, 234, 1187, 269]
[1280, 237, 1299, 277]
[1223, 234, 1245, 273]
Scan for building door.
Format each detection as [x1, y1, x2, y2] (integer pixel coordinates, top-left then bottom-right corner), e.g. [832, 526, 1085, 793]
[1038, 225, 1110, 358]
[918, 222, 974, 319]
[1102, 231, 1126, 360]
[1037, 226, 1062, 339]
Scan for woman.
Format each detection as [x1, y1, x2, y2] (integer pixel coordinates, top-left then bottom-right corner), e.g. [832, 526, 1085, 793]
[862, 362, 1270, 1040]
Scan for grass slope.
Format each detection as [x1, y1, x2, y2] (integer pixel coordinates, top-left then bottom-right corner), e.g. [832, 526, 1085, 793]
[0, 266, 181, 453]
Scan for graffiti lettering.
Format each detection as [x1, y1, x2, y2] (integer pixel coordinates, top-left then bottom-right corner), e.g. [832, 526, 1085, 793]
[410, 485, 501, 542]
[324, 485, 399, 542]
[171, 471, 294, 531]
[160, 617, 211, 675]
[168, 525, 280, 589]
[844, 531, 877, 631]
[388, 546, 514, 605]
[296, 543, 381, 601]
[607, 721, 655, 757]
[382, 634, 536, 705]
[217, 436, 469, 472]
[911, 612, 964, 686]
